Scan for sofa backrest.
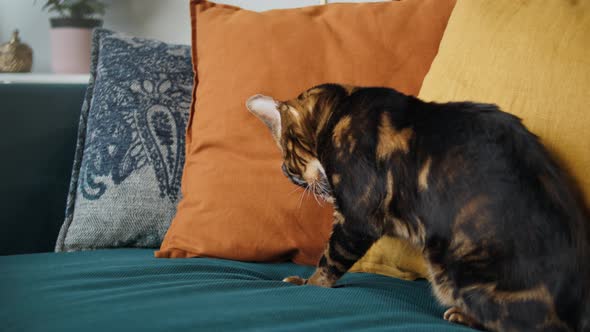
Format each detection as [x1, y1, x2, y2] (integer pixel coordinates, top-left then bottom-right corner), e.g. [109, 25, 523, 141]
[0, 83, 86, 255]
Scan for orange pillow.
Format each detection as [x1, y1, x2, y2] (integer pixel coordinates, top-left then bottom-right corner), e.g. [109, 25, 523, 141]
[156, 0, 456, 266]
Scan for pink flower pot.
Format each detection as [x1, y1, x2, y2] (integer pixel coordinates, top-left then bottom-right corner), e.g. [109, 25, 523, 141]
[49, 28, 93, 74]
[49, 18, 102, 74]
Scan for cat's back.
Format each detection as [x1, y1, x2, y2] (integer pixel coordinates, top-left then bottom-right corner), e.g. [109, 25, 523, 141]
[415, 100, 589, 251]
[334, 87, 588, 247]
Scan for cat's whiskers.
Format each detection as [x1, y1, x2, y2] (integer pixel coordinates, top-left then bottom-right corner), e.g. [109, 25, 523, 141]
[288, 186, 303, 196]
[297, 186, 307, 210]
[318, 181, 329, 194]
[310, 181, 324, 207]
[305, 183, 316, 206]
[313, 178, 332, 203]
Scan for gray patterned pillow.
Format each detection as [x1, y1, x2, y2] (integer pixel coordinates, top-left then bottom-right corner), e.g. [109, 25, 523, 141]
[55, 29, 193, 251]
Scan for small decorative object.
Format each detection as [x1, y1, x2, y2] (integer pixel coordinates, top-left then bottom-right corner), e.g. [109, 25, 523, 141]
[0, 30, 33, 73]
[37, 0, 107, 74]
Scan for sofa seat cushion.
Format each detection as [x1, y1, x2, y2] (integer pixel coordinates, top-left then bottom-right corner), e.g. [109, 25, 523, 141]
[0, 250, 475, 331]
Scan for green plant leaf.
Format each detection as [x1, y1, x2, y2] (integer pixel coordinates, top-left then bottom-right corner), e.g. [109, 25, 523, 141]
[37, 0, 107, 18]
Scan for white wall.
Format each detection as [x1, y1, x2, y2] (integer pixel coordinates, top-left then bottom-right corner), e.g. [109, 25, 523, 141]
[0, 0, 382, 73]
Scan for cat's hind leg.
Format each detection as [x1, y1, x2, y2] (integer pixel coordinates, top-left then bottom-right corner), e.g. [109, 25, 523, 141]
[438, 280, 572, 332]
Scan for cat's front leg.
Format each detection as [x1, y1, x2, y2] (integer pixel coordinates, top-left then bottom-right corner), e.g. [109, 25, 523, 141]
[284, 210, 381, 287]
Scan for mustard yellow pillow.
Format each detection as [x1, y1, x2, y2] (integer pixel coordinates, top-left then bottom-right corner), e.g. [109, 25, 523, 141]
[350, 237, 428, 280]
[419, 0, 590, 206]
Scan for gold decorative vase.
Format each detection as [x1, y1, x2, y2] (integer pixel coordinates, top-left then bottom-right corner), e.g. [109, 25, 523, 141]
[0, 30, 33, 73]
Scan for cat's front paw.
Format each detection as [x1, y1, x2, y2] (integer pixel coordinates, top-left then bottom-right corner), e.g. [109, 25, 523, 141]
[283, 276, 307, 286]
[444, 307, 482, 329]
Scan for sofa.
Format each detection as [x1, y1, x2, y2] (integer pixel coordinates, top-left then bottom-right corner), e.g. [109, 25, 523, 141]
[0, 84, 478, 331]
[2, 1, 588, 331]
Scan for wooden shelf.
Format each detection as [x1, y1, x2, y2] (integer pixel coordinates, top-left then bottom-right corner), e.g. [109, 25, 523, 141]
[0, 73, 90, 84]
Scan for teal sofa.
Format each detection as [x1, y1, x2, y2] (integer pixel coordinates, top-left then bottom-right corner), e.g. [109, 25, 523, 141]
[0, 83, 474, 331]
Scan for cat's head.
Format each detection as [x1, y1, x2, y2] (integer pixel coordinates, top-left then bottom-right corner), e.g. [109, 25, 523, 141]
[246, 84, 349, 199]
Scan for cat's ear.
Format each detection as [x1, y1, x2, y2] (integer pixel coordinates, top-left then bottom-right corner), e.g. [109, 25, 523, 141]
[246, 94, 282, 145]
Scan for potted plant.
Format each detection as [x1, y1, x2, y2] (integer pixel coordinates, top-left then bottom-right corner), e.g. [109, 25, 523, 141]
[38, 0, 107, 74]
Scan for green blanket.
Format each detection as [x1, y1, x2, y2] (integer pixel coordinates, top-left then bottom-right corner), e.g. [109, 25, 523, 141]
[0, 249, 474, 331]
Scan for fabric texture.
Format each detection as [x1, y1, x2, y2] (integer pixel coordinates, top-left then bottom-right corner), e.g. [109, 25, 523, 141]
[157, 0, 455, 278]
[55, 29, 193, 251]
[419, 0, 590, 206]
[0, 249, 477, 332]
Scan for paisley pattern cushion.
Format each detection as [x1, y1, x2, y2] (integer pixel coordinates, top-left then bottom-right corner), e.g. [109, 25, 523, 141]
[55, 29, 193, 251]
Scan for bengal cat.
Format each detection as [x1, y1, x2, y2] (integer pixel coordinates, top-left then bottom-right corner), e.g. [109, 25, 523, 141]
[246, 84, 590, 332]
